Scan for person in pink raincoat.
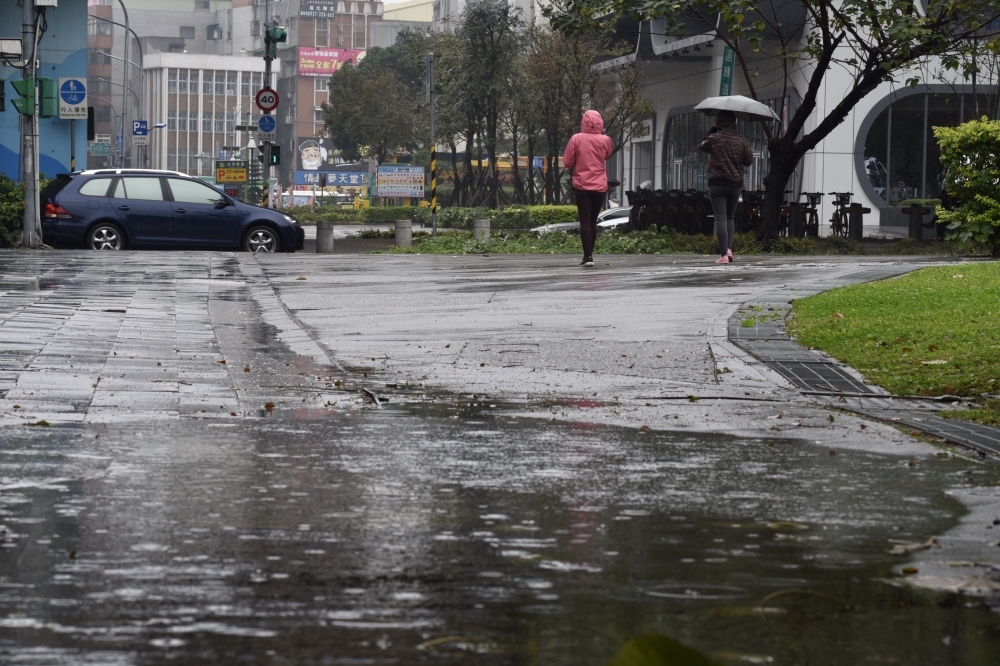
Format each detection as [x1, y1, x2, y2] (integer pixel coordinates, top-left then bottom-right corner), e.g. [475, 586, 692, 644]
[563, 110, 615, 267]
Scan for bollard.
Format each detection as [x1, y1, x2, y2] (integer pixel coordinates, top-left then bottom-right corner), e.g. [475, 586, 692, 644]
[472, 218, 490, 240]
[395, 219, 412, 247]
[848, 203, 870, 241]
[903, 205, 933, 239]
[787, 202, 805, 238]
[316, 220, 334, 254]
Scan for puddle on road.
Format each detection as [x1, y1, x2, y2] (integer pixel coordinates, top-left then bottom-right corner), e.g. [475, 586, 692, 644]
[1, 411, 999, 665]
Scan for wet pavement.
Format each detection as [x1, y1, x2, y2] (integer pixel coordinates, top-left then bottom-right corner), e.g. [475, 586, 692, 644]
[2, 251, 1000, 664]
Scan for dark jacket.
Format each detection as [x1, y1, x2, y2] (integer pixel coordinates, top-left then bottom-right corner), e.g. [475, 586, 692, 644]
[699, 120, 753, 187]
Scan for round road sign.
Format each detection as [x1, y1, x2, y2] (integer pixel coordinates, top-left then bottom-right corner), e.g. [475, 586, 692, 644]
[255, 87, 279, 113]
[258, 115, 276, 133]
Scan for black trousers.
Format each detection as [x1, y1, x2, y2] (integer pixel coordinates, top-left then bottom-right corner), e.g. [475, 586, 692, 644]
[575, 188, 605, 257]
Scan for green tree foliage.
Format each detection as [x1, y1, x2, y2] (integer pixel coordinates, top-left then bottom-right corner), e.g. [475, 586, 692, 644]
[934, 117, 1000, 253]
[323, 60, 420, 162]
[320, 9, 651, 208]
[546, 0, 1000, 240]
[0, 175, 26, 248]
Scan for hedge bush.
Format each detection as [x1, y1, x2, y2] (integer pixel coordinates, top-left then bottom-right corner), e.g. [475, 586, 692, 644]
[934, 118, 1000, 252]
[0, 175, 25, 248]
[361, 206, 431, 225]
[283, 205, 358, 223]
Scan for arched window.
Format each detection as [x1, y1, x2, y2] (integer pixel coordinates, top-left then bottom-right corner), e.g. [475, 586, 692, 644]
[858, 88, 996, 206]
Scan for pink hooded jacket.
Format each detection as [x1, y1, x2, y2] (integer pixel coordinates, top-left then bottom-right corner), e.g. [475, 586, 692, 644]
[563, 110, 615, 192]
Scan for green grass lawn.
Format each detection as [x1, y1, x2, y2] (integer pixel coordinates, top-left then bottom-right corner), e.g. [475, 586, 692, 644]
[789, 262, 1000, 424]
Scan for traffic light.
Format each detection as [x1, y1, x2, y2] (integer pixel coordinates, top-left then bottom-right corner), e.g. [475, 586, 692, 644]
[269, 144, 280, 166]
[11, 77, 33, 115]
[256, 145, 265, 163]
[0, 80, 5, 112]
[38, 78, 57, 118]
[265, 23, 287, 61]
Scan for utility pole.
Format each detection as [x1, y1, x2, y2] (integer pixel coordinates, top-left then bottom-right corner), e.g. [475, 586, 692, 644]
[21, 0, 40, 248]
[262, 17, 286, 209]
[426, 52, 437, 236]
[117, 0, 130, 168]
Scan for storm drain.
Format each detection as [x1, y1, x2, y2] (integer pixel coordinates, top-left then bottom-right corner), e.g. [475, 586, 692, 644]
[729, 269, 1000, 458]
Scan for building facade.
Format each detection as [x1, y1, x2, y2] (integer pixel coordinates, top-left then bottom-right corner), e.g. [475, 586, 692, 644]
[616, 19, 990, 236]
[1, 0, 88, 179]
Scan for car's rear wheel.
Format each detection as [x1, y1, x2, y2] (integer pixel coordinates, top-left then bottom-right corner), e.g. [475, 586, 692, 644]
[244, 225, 280, 253]
[87, 223, 126, 250]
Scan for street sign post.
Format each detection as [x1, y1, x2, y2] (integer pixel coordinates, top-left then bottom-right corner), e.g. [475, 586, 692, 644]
[255, 87, 279, 113]
[90, 142, 110, 156]
[131, 120, 149, 147]
[257, 114, 276, 142]
[58, 77, 87, 119]
[376, 165, 425, 198]
[216, 159, 249, 183]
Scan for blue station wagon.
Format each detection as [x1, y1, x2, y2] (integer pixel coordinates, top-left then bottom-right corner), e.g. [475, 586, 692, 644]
[41, 169, 304, 252]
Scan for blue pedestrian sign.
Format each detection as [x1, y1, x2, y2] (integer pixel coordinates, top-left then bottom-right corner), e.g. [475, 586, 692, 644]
[258, 115, 276, 133]
[257, 114, 276, 142]
[58, 77, 87, 119]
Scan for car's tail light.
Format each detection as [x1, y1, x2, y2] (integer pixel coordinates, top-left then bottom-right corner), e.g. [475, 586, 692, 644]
[44, 202, 72, 219]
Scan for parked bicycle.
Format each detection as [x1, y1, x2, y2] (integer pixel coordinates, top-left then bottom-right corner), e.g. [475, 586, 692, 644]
[828, 192, 853, 237]
[801, 192, 824, 237]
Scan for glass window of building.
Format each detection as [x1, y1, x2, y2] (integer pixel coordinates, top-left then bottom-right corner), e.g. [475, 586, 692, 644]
[353, 15, 365, 49]
[203, 71, 213, 95]
[168, 70, 177, 93]
[317, 18, 330, 47]
[189, 111, 198, 131]
[178, 112, 187, 132]
[202, 112, 212, 132]
[252, 73, 262, 93]
[861, 91, 989, 206]
[226, 113, 234, 134]
[241, 72, 251, 96]
[215, 113, 225, 133]
[167, 110, 176, 130]
[315, 78, 328, 92]
[215, 73, 225, 96]
[314, 108, 324, 123]
[178, 70, 188, 94]
[663, 96, 796, 193]
[167, 149, 177, 171]
[633, 142, 652, 189]
[227, 73, 237, 95]
[180, 26, 195, 39]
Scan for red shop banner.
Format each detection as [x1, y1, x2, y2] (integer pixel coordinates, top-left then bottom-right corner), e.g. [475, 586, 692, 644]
[297, 48, 364, 77]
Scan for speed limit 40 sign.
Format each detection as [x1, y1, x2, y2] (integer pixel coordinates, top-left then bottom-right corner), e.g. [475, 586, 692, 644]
[255, 87, 279, 113]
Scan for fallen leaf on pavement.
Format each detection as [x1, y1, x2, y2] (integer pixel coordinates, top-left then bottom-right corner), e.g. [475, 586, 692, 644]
[890, 536, 938, 555]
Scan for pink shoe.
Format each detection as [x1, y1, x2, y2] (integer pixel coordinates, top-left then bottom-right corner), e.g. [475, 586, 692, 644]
[727, 249, 734, 263]
[715, 256, 730, 264]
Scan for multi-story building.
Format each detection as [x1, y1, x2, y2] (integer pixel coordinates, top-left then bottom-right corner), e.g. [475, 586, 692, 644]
[273, 1, 383, 188]
[144, 52, 267, 176]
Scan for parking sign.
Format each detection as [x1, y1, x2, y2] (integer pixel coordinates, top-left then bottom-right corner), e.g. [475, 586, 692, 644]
[132, 120, 149, 146]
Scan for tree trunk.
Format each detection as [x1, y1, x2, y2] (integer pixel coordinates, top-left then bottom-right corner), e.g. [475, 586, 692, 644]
[526, 130, 536, 205]
[510, 121, 521, 205]
[757, 146, 800, 242]
[448, 143, 460, 207]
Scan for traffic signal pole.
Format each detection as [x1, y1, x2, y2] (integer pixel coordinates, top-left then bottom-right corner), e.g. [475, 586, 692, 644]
[21, 0, 40, 248]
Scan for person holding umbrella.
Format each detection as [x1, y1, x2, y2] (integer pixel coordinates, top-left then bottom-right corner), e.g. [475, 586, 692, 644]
[699, 110, 753, 264]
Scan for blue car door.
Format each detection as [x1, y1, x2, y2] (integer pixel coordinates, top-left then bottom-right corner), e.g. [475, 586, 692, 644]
[165, 177, 239, 248]
[110, 176, 173, 246]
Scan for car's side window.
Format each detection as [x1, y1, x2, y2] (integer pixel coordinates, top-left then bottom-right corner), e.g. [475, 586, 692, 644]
[121, 177, 165, 201]
[78, 178, 113, 197]
[111, 179, 127, 199]
[167, 178, 224, 205]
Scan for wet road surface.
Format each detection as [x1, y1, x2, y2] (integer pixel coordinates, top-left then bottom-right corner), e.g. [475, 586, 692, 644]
[2, 251, 1000, 664]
